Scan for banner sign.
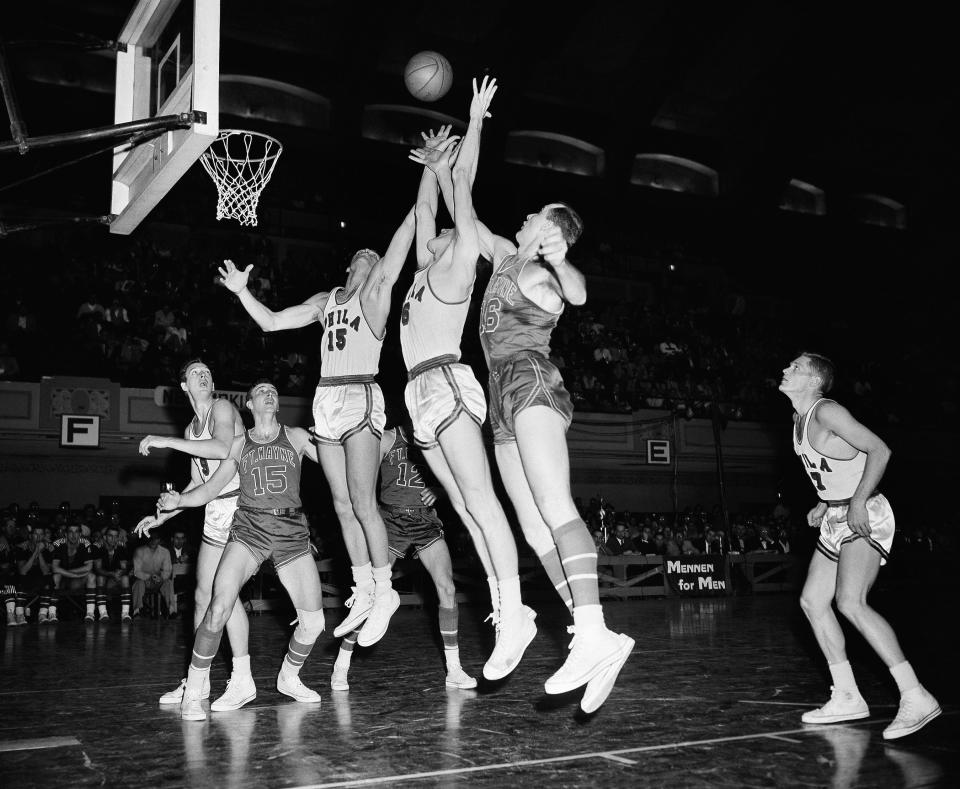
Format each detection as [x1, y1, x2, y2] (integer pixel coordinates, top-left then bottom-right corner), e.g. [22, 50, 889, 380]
[664, 556, 727, 595]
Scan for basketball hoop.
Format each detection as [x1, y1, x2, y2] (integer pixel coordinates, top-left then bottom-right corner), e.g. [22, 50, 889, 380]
[200, 129, 282, 226]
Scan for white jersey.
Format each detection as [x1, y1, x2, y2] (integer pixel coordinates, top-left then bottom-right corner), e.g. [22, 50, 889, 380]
[793, 398, 866, 500]
[319, 287, 384, 379]
[189, 405, 240, 495]
[399, 265, 471, 371]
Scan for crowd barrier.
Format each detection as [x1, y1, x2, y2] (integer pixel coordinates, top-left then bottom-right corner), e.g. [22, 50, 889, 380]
[241, 553, 804, 613]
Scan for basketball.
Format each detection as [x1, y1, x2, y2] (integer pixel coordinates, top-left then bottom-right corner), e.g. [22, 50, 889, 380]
[403, 51, 453, 102]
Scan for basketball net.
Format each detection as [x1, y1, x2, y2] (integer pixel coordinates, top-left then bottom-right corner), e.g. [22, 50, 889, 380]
[200, 130, 282, 226]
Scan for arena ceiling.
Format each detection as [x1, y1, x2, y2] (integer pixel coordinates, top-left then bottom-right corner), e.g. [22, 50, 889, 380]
[2, 1, 958, 238]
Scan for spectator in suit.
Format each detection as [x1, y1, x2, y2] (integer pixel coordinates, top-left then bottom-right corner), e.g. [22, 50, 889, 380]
[605, 523, 637, 555]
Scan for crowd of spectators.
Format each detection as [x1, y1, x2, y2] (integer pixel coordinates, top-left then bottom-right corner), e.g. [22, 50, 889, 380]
[1, 223, 955, 431]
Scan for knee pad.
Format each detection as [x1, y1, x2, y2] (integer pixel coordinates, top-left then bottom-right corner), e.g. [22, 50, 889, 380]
[295, 608, 325, 642]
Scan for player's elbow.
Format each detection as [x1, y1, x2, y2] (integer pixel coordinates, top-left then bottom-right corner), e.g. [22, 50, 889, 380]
[567, 289, 588, 307]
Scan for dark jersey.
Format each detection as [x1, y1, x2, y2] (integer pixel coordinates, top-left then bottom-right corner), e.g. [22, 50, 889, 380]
[15, 541, 51, 579]
[96, 544, 129, 572]
[237, 425, 302, 510]
[479, 254, 563, 365]
[379, 428, 433, 509]
[51, 537, 94, 571]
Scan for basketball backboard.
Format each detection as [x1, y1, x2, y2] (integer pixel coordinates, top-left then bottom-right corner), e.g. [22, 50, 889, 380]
[110, 0, 220, 235]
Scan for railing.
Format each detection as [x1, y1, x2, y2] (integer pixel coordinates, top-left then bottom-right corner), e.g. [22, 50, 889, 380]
[240, 554, 803, 612]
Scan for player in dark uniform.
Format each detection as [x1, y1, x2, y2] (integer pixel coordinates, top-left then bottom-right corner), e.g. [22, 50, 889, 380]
[94, 525, 131, 622]
[157, 381, 326, 721]
[780, 352, 940, 739]
[468, 195, 634, 714]
[50, 523, 97, 622]
[331, 421, 477, 691]
[14, 527, 53, 624]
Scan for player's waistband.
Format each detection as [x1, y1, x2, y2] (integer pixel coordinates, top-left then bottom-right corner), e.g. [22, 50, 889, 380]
[407, 354, 460, 381]
[238, 505, 303, 517]
[316, 374, 376, 387]
[214, 489, 240, 501]
[488, 350, 550, 374]
[822, 490, 880, 506]
[382, 503, 434, 514]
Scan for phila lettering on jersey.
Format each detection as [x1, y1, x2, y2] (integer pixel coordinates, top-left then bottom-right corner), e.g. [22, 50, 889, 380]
[399, 264, 471, 369]
[320, 286, 384, 379]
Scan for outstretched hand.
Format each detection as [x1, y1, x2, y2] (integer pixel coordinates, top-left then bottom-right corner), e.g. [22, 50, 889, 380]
[217, 259, 253, 294]
[158, 490, 181, 513]
[134, 515, 159, 538]
[138, 435, 167, 456]
[469, 75, 498, 120]
[538, 225, 568, 268]
[421, 124, 454, 150]
[408, 135, 462, 172]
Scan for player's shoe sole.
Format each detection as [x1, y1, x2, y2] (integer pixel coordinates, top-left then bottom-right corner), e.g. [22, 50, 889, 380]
[580, 634, 635, 714]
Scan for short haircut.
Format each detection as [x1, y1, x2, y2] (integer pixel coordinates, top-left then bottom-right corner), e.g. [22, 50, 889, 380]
[801, 351, 835, 394]
[105, 526, 119, 534]
[545, 203, 584, 247]
[247, 378, 277, 401]
[351, 248, 381, 266]
[179, 358, 207, 382]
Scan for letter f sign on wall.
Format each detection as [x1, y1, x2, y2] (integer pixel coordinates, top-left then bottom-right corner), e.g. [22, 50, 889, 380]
[61, 415, 101, 448]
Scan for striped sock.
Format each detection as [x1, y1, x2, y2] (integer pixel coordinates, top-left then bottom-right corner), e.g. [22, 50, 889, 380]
[96, 591, 106, 609]
[85, 590, 96, 615]
[336, 628, 360, 669]
[120, 590, 131, 611]
[186, 622, 222, 696]
[439, 605, 460, 667]
[554, 519, 600, 608]
[191, 623, 222, 672]
[282, 636, 316, 677]
[537, 547, 573, 613]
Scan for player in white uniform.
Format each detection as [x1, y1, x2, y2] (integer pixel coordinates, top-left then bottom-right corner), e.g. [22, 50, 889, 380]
[404, 78, 537, 680]
[217, 185, 419, 647]
[136, 360, 255, 711]
[780, 352, 941, 740]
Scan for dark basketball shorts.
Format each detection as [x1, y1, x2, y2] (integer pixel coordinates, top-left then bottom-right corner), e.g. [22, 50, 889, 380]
[487, 352, 574, 444]
[382, 505, 445, 560]
[229, 507, 311, 570]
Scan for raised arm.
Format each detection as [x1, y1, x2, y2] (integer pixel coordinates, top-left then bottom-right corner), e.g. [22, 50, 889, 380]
[448, 77, 498, 275]
[360, 207, 417, 331]
[540, 227, 587, 307]
[218, 259, 327, 332]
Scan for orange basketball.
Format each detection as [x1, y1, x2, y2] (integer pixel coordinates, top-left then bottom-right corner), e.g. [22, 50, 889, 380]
[403, 51, 453, 102]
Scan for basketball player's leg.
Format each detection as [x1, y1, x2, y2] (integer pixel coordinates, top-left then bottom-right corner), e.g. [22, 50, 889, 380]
[182, 542, 259, 720]
[513, 405, 633, 711]
[493, 441, 573, 613]
[343, 429, 399, 647]
[275, 553, 325, 702]
[418, 539, 476, 689]
[317, 442, 376, 636]
[435, 413, 535, 680]
[435, 414, 517, 578]
[834, 539, 940, 737]
[421, 445, 495, 579]
[796, 547, 868, 723]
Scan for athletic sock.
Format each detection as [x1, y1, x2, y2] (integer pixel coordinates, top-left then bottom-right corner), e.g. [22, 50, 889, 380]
[85, 590, 95, 616]
[282, 636, 315, 678]
[186, 623, 222, 695]
[537, 547, 574, 613]
[554, 519, 600, 608]
[828, 660, 859, 694]
[497, 576, 522, 617]
[335, 628, 360, 670]
[439, 605, 460, 666]
[352, 562, 373, 588]
[889, 661, 920, 695]
[486, 576, 499, 617]
[572, 603, 605, 634]
[372, 564, 393, 596]
[98, 604, 108, 617]
[232, 654, 252, 678]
